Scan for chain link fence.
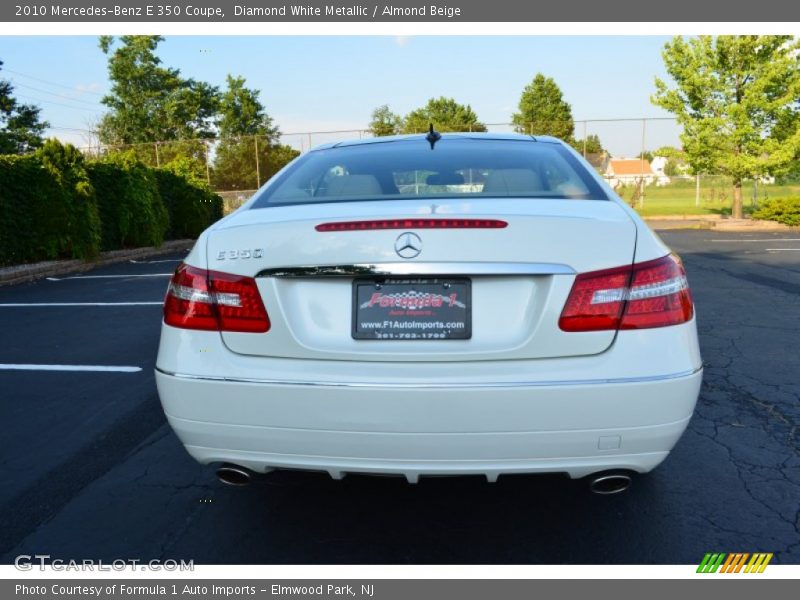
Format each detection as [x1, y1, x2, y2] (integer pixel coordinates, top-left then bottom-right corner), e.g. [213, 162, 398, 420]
[80, 118, 794, 216]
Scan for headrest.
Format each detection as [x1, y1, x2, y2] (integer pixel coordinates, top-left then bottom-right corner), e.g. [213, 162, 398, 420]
[483, 169, 543, 195]
[322, 174, 382, 197]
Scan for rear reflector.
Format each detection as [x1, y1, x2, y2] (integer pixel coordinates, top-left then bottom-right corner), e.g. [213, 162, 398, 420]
[559, 254, 693, 332]
[315, 218, 508, 232]
[164, 263, 270, 333]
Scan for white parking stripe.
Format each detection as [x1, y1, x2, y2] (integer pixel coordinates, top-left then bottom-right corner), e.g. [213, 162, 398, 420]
[766, 248, 800, 251]
[129, 259, 182, 264]
[47, 274, 172, 281]
[0, 364, 142, 373]
[708, 239, 800, 243]
[0, 302, 162, 307]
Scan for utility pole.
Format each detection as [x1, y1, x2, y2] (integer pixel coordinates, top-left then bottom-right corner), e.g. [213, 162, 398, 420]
[753, 178, 759, 209]
[204, 141, 211, 185]
[695, 173, 700, 207]
[639, 119, 647, 209]
[254, 135, 261, 188]
[582, 121, 587, 159]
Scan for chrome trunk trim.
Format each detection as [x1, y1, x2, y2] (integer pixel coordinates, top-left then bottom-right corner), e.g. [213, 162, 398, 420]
[256, 262, 575, 278]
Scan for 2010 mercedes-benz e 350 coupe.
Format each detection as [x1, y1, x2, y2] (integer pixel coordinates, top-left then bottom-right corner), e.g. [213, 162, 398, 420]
[155, 132, 702, 492]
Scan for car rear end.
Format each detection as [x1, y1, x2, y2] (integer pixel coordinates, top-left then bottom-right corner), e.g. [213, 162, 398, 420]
[155, 134, 702, 483]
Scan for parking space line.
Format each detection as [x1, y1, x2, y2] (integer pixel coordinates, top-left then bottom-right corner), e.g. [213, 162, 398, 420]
[0, 302, 162, 307]
[129, 259, 182, 264]
[47, 274, 172, 281]
[766, 248, 800, 252]
[0, 364, 142, 373]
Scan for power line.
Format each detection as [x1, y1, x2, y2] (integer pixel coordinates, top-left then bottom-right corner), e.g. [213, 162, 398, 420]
[8, 81, 105, 108]
[0, 66, 106, 97]
[47, 125, 99, 134]
[15, 94, 103, 114]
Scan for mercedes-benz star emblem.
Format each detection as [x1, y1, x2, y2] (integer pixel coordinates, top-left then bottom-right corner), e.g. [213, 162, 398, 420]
[394, 232, 422, 259]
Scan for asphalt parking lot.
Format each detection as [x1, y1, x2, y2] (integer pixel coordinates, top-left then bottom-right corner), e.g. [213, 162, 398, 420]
[0, 230, 798, 565]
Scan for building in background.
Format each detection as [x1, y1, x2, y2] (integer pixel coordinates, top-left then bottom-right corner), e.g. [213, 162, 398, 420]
[605, 158, 668, 188]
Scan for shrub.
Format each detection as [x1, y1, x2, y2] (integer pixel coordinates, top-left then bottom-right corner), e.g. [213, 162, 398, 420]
[752, 197, 800, 226]
[0, 142, 101, 266]
[155, 165, 223, 239]
[36, 140, 101, 259]
[1, 142, 223, 267]
[88, 152, 169, 250]
[0, 154, 64, 265]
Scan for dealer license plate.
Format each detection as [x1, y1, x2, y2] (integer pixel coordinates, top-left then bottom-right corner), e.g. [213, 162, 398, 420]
[352, 278, 472, 340]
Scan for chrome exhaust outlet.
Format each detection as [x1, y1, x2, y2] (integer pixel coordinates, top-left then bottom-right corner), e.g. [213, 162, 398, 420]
[588, 472, 633, 495]
[216, 464, 253, 487]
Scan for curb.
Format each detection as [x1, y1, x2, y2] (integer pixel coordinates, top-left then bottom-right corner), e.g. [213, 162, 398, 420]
[0, 240, 194, 287]
[644, 217, 796, 232]
[644, 214, 725, 221]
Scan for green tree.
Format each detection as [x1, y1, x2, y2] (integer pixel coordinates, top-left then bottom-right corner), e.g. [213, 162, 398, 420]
[369, 105, 402, 137]
[653, 35, 800, 219]
[97, 36, 219, 147]
[653, 145, 685, 160]
[212, 75, 295, 191]
[402, 97, 487, 133]
[260, 144, 300, 182]
[652, 146, 688, 176]
[213, 139, 300, 191]
[161, 155, 207, 187]
[570, 134, 604, 155]
[512, 74, 575, 140]
[663, 159, 681, 177]
[776, 160, 800, 184]
[0, 60, 49, 154]
[217, 75, 278, 139]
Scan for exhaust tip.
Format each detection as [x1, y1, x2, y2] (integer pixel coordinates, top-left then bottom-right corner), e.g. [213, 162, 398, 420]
[588, 472, 632, 495]
[216, 464, 252, 487]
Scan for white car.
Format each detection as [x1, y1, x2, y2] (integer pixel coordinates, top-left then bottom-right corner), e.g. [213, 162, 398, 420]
[155, 132, 702, 494]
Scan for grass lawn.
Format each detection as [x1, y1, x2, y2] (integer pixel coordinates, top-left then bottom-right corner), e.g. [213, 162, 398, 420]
[619, 178, 800, 217]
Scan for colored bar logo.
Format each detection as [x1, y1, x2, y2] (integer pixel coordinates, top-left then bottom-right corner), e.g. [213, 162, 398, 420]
[697, 552, 773, 573]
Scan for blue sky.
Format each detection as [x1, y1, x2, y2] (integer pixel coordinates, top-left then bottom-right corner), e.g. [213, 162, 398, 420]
[0, 36, 681, 155]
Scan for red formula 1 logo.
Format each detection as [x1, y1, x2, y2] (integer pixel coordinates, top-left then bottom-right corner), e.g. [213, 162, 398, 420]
[361, 291, 466, 310]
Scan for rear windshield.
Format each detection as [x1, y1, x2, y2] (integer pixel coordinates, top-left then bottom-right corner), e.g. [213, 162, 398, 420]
[250, 137, 609, 208]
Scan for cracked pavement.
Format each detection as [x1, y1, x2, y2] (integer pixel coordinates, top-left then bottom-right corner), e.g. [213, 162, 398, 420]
[0, 231, 798, 564]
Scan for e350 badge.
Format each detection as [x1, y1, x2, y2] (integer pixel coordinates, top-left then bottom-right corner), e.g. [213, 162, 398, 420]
[216, 249, 264, 261]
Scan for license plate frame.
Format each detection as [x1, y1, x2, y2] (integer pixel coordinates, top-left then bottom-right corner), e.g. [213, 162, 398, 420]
[352, 277, 472, 341]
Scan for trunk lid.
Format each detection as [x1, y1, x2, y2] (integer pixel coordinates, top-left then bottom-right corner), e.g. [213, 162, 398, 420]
[206, 198, 637, 361]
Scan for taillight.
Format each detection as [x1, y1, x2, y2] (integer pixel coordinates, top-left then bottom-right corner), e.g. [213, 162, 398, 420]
[559, 254, 693, 332]
[315, 218, 508, 232]
[164, 263, 270, 333]
[558, 264, 631, 332]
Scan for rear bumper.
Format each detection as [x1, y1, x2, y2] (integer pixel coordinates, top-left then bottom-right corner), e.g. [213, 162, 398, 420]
[155, 365, 702, 481]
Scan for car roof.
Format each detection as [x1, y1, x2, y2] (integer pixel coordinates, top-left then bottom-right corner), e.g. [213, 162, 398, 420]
[310, 132, 565, 152]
